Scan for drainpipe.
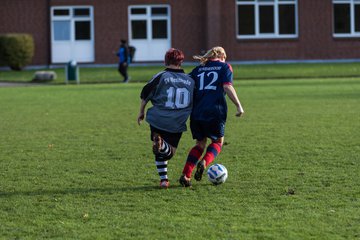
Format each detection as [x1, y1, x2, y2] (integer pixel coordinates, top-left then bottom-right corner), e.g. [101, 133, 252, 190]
[47, 0, 51, 68]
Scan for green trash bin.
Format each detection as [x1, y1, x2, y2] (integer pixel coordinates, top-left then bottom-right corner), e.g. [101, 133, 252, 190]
[65, 60, 80, 84]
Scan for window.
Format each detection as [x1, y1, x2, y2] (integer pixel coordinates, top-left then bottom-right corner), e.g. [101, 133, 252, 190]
[51, 6, 93, 41]
[129, 6, 169, 40]
[152, 20, 167, 39]
[259, 5, 274, 33]
[75, 21, 91, 40]
[131, 8, 146, 15]
[51, 6, 94, 63]
[236, 0, 297, 39]
[333, 0, 360, 37]
[74, 8, 90, 17]
[151, 7, 168, 15]
[238, 5, 255, 35]
[53, 20, 71, 40]
[128, 5, 171, 61]
[132, 20, 147, 39]
[279, 4, 296, 34]
[54, 9, 69, 16]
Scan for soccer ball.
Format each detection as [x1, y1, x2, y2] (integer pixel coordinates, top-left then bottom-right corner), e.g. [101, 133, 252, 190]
[207, 164, 228, 185]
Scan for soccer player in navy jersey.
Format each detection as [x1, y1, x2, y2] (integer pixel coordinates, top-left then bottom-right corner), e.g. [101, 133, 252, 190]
[137, 48, 195, 189]
[179, 46, 244, 187]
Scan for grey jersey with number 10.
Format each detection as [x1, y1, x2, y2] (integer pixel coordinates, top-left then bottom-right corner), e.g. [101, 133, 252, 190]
[140, 68, 195, 133]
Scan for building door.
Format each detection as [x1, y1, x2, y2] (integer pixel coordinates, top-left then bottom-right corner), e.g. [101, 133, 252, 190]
[128, 5, 171, 62]
[51, 6, 94, 63]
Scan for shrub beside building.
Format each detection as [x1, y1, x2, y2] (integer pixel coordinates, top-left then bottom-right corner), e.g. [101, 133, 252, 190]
[0, 34, 34, 71]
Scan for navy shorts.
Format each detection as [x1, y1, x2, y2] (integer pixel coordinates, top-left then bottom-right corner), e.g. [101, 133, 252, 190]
[190, 119, 225, 141]
[150, 125, 182, 148]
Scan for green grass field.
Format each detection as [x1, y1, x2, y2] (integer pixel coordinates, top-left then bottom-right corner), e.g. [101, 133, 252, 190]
[0, 76, 359, 239]
[1, 62, 360, 83]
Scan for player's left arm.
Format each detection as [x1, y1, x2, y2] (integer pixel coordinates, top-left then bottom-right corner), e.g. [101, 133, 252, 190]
[223, 84, 244, 117]
[222, 63, 244, 117]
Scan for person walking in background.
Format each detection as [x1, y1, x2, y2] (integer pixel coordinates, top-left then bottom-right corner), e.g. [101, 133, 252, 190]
[179, 46, 245, 187]
[116, 39, 130, 83]
[137, 48, 195, 189]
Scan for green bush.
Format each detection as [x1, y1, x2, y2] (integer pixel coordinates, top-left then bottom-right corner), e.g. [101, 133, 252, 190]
[0, 34, 34, 71]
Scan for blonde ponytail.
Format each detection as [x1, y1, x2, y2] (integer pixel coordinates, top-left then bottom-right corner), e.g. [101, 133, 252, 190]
[193, 46, 227, 65]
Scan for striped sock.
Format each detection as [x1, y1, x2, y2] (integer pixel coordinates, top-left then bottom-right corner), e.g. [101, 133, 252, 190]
[203, 142, 222, 166]
[155, 158, 168, 181]
[182, 145, 204, 178]
[158, 140, 173, 160]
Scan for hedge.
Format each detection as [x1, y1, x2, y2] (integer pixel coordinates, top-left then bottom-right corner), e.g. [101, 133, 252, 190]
[0, 34, 34, 71]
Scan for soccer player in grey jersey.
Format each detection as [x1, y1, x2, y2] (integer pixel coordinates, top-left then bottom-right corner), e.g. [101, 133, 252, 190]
[137, 48, 195, 188]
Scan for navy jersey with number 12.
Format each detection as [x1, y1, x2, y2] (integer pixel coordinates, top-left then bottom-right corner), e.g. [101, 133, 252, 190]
[190, 60, 233, 122]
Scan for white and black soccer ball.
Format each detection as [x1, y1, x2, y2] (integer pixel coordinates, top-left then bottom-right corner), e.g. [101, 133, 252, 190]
[207, 164, 228, 185]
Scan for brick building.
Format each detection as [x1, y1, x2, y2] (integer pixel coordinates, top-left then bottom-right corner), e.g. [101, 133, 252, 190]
[1, 0, 360, 66]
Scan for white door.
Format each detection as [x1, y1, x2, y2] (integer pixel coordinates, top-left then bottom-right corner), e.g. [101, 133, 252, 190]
[51, 6, 94, 63]
[128, 5, 171, 62]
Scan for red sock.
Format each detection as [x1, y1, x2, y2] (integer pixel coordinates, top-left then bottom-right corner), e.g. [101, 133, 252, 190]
[203, 142, 222, 166]
[182, 145, 204, 178]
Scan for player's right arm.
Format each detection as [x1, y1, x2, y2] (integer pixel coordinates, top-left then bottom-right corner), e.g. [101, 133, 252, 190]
[138, 72, 164, 125]
[137, 99, 147, 125]
[140, 71, 164, 100]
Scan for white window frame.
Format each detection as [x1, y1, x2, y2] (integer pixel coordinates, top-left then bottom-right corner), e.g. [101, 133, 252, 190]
[333, 0, 360, 38]
[50, 6, 95, 63]
[51, 6, 94, 43]
[236, 0, 298, 39]
[128, 5, 171, 41]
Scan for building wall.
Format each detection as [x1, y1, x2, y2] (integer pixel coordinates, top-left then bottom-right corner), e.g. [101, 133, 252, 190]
[1, 0, 360, 66]
[50, 0, 207, 64]
[170, 0, 207, 61]
[51, 0, 129, 64]
[220, 0, 360, 61]
[0, 0, 50, 65]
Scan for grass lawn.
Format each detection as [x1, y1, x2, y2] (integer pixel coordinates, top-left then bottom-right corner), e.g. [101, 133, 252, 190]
[0, 76, 359, 239]
[1, 62, 360, 83]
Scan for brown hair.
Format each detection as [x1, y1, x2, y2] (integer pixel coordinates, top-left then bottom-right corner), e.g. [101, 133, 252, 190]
[193, 46, 227, 65]
[165, 48, 185, 66]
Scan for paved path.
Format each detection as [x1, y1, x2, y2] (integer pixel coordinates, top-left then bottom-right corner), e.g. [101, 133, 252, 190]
[0, 82, 46, 87]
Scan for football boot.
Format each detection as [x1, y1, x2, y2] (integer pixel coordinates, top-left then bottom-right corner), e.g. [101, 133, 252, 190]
[194, 160, 206, 181]
[179, 175, 192, 187]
